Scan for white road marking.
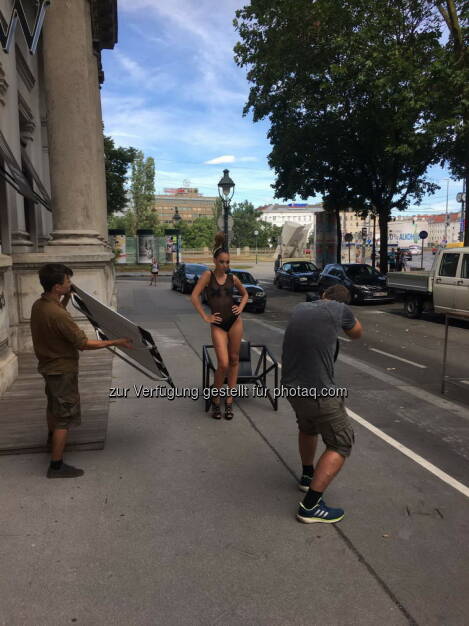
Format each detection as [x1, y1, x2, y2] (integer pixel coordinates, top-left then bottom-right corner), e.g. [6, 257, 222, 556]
[339, 353, 469, 422]
[338, 336, 352, 342]
[347, 408, 469, 499]
[252, 346, 281, 367]
[369, 348, 427, 369]
[248, 318, 469, 421]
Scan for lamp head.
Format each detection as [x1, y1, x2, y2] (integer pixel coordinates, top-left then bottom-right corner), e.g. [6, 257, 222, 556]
[217, 169, 235, 200]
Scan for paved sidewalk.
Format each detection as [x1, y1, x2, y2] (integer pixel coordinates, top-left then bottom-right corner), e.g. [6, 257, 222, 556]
[0, 317, 407, 625]
[2, 280, 468, 625]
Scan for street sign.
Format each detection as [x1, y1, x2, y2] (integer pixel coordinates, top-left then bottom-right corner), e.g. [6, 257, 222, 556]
[217, 215, 234, 231]
[344, 233, 353, 242]
[419, 230, 428, 240]
[456, 192, 466, 203]
[164, 229, 179, 235]
[361, 227, 367, 237]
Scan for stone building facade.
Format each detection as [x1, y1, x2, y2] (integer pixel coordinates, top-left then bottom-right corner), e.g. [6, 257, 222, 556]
[153, 188, 217, 225]
[0, 0, 118, 394]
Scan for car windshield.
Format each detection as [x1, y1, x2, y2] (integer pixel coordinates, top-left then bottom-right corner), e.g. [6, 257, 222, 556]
[290, 262, 317, 273]
[232, 271, 255, 284]
[186, 265, 207, 273]
[344, 265, 382, 283]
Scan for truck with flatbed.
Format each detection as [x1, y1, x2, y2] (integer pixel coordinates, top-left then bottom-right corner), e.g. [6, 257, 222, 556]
[386, 247, 469, 319]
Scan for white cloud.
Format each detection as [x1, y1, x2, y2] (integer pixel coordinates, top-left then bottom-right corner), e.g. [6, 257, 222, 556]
[204, 155, 236, 165]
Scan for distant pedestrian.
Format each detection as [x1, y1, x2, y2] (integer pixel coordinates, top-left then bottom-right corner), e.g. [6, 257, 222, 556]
[274, 254, 282, 273]
[396, 248, 403, 271]
[30, 264, 132, 478]
[389, 249, 396, 271]
[149, 257, 159, 286]
[281, 284, 363, 524]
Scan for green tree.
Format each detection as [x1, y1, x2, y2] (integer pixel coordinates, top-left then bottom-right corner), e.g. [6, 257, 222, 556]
[104, 136, 137, 215]
[230, 200, 280, 247]
[435, 1, 469, 244]
[234, 0, 448, 271]
[130, 151, 156, 227]
[108, 210, 137, 236]
[180, 217, 217, 248]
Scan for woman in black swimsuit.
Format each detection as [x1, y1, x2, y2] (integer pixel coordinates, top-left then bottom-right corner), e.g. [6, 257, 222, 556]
[191, 233, 249, 420]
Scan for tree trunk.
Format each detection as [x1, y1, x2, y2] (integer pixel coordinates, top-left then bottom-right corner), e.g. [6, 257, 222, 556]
[379, 210, 390, 273]
[336, 210, 342, 262]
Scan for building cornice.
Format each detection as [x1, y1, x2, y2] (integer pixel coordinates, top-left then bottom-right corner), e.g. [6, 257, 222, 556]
[90, 0, 118, 51]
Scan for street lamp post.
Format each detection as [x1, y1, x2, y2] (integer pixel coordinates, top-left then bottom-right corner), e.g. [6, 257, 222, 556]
[217, 169, 235, 251]
[173, 207, 182, 266]
[254, 230, 259, 263]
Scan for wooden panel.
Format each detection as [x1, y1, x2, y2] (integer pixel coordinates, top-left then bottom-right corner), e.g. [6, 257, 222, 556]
[0, 351, 113, 455]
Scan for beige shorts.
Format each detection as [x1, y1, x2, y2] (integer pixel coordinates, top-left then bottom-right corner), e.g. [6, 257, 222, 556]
[287, 396, 354, 457]
[43, 372, 81, 429]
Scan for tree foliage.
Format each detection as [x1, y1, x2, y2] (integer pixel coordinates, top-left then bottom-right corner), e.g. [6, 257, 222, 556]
[435, 1, 469, 243]
[104, 136, 137, 215]
[179, 217, 217, 248]
[230, 200, 281, 247]
[130, 151, 156, 226]
[234, 0, 455, 271]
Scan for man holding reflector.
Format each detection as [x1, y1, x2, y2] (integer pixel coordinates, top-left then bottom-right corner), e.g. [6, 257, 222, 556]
[31, 264, 132, 479]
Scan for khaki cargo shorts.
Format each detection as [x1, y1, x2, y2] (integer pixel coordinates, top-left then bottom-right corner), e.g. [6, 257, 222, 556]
[287, 395, 354, 457]
[43, 372, 81, 429]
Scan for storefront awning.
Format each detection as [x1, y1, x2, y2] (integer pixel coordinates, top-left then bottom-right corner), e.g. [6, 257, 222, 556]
[0, 130, 50, 210]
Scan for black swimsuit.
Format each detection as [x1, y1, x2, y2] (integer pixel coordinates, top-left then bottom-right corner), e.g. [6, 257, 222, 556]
[206, 271, 238, 332]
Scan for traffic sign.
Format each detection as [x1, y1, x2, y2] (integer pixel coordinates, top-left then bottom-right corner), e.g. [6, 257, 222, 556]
[217, 215, 234, 231]
[456, 192, 466, 203]
[344, 233, 353, 242]
[419, 230, 428, 240]
[361, 227, 367, 238]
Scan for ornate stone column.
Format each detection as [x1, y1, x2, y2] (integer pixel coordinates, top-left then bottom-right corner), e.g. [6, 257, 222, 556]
[41, 0, 108, 249]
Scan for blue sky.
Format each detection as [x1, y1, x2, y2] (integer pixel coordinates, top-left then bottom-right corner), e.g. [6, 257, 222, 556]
[101, 0, 463, 216]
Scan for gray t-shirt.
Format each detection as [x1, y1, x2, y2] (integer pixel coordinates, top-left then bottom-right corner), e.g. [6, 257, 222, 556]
[281, 300, 356, 391]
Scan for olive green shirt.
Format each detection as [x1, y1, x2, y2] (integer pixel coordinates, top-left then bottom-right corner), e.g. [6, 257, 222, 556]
[30, 294, 88, 374]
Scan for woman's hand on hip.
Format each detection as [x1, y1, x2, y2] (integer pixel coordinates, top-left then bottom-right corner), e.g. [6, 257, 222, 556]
[205, 312, 222, 324]
[232, 305, 242, 316]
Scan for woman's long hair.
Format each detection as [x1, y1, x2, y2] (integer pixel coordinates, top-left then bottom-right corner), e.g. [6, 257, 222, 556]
[213, 232, 227, 258]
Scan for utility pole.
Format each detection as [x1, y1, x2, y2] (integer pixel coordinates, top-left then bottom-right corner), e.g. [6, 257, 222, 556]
[443, 179, 449, 245]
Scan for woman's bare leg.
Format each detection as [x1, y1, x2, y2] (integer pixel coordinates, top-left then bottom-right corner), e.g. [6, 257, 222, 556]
[226, 318, 243, 405]
[211, 325, 229, 405]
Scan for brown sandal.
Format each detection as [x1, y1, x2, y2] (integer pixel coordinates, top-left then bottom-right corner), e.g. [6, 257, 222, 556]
[224, 403, 234, 420]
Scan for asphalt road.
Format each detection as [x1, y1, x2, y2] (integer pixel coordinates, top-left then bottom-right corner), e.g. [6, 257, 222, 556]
[114, 273, 469, 625]
[1, 270, 468, 625]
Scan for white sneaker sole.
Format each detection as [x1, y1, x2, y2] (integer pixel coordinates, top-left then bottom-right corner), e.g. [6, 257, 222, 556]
[296, 513, 344, 524]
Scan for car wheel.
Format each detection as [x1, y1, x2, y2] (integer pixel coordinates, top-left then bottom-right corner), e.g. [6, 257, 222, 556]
[171, 280, 177, 290]
[405, 295, 423, 318]
[277, 279, 282, 289]
[352, 290, 364, 305]
[255, 305, 266, 314]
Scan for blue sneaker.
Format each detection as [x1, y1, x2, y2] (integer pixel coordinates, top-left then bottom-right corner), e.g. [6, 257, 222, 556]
[298, 474, 313, 492]
[296, 499, 344, 524]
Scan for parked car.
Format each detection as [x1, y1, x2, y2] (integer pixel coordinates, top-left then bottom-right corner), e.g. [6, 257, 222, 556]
[408, 244, 421, 256]
[230, 269, 267, 313]
[171, 263, 208, 293]
[201, 269, 267, 313]
[274, 260, 320, 291]
[319, 263, 393, 304]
